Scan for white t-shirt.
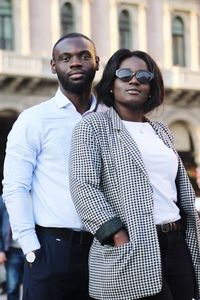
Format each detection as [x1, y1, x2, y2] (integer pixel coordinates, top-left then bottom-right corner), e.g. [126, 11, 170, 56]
[123, 120, 181, 225]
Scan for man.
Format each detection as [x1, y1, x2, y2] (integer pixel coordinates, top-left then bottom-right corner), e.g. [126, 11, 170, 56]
[3, 32, 99, 300]
[0, 196, 24, 300]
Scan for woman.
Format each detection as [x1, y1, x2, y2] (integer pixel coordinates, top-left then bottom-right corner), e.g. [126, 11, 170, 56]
[69, 49, 200, 300]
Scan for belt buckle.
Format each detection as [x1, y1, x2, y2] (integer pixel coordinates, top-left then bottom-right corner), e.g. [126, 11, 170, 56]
[161, 223, 170, 233]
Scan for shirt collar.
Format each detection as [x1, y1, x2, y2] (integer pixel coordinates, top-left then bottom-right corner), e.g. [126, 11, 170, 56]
[54, 88, 97, 114]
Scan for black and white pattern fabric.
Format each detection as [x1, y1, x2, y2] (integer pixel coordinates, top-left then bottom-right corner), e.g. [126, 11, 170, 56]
[69, 107, 200, 300]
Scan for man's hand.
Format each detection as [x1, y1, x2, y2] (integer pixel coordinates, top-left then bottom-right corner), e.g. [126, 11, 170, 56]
[113, 229, 129, 247]
[0, 251, 7, 264]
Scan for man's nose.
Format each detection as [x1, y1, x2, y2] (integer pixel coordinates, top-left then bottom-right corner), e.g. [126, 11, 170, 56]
[70, 56, 82, 67]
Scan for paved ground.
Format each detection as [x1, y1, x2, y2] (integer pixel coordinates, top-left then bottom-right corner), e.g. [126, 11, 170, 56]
[1, 293, 6, 300]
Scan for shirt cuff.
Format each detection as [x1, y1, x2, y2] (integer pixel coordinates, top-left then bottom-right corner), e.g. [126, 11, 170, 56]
[95, 217, 124, 245]
[19, 232, 41, 255]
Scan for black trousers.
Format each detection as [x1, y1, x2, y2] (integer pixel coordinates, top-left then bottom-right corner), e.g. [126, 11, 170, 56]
[22, 228, 93, 300]
[140, 229, 195, 300]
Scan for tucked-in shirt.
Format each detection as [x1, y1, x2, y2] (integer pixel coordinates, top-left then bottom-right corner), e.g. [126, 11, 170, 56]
[122, 120, 181, 225]
[2, 89, 97, 254]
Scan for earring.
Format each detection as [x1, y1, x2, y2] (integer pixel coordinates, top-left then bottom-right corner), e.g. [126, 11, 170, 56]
[110, 90, 113, 93]
[149, 95, 151, 98]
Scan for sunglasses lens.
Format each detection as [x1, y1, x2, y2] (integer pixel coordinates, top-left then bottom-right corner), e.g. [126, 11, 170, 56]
[116, 69, 132, 82]
[116, 69, 154, 83]
[136, 70, 153, 83]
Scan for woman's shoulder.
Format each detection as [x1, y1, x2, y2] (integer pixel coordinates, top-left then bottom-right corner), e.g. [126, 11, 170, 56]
[82, 110, 110, 125]
[72, 111, 111, 143]
[73, 110, 111, 139]
[150, 120, 174, 142]
[150, 119, 170, 131]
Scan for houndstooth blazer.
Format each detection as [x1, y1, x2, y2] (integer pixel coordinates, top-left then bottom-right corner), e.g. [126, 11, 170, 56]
[69, 107, 200, 300]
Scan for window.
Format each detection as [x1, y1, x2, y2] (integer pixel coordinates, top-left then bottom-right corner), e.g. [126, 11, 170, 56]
[0, 0, 13, 50]
[170, 121, 200, 196]
[172, 16, 185, 66]
[61, 2, 74, 35]
[0, 109, 19, 194]
[119, 9, 132, 48]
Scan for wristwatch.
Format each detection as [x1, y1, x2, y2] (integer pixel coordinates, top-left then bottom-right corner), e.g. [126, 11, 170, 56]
[26, 251, 36, 263]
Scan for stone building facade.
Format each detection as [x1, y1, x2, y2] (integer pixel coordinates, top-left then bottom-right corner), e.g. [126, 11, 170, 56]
[0, 0, 200, 194]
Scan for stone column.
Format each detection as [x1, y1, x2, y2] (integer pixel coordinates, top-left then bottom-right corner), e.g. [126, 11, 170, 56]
[163, 1, 172, 68]
[109, 0, 118, 53]
[20, 0, 30, 54]
[190, 11, 199, 71]
[51, 0, 60, 46]
[82, 0, 91, 36]
[138, 4, 147, 51]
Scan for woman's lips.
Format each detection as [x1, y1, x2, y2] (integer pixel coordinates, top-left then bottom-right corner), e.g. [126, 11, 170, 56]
[126, 88, 140, 95]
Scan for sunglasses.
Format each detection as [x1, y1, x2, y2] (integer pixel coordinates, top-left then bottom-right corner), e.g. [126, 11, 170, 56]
[115, 68, 154, 84]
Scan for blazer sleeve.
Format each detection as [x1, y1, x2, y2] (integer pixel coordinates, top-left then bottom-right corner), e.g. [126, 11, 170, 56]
[69, 119, 124, 245]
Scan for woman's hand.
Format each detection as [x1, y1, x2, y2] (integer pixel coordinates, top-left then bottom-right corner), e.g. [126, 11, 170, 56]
[113, 229, 129, 247]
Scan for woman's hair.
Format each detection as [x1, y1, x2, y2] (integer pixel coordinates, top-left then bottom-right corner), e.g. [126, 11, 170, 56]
[95, 49, 164, 114]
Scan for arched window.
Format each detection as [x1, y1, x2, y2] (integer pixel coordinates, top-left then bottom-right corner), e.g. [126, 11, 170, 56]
[172, 16, 185, 66]
[0, 0, 13, 50]
[0, 109, 19, 194]
[61, 2, 74, 35]
[119, 9, 132, 48]
[170, 121, 200, 196]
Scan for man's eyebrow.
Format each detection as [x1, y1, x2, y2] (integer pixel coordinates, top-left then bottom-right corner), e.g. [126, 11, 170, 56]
[79, 50, 93, 56]
[59, 50, 92, 56]
[54, 50, 93, 61]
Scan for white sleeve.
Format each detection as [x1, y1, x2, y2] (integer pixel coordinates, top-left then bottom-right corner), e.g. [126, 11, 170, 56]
[2, 111, 41, 254]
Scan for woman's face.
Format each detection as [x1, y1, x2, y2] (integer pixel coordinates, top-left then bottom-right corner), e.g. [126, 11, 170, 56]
[113, 56, 151, 119]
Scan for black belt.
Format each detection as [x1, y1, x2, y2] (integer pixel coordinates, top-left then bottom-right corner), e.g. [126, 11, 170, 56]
[156, 220, 182, 233]
[35, 224, 93, 245]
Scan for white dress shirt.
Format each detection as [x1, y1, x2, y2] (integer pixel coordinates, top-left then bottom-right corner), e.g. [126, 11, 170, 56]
[2, 89, 97, 254]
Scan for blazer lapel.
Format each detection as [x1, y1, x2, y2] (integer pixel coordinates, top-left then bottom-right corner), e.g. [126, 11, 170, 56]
[107, 107, 149, 179]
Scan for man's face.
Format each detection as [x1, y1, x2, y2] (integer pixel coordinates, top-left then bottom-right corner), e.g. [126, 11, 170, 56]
[51, 37, 99, 94]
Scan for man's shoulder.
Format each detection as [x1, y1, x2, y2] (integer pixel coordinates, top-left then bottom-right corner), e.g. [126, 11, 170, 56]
[21, 98, 54, 117]
[8, 98, 55, 135]
[16, 97, 58, 127]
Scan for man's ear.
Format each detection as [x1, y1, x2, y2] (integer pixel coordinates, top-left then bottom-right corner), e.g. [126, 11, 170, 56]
[50, 59, 57, 74]
[95, 56, 100, 71]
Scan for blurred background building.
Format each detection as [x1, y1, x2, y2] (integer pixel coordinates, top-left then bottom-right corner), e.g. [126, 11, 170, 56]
[0, 0, 200, 195]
